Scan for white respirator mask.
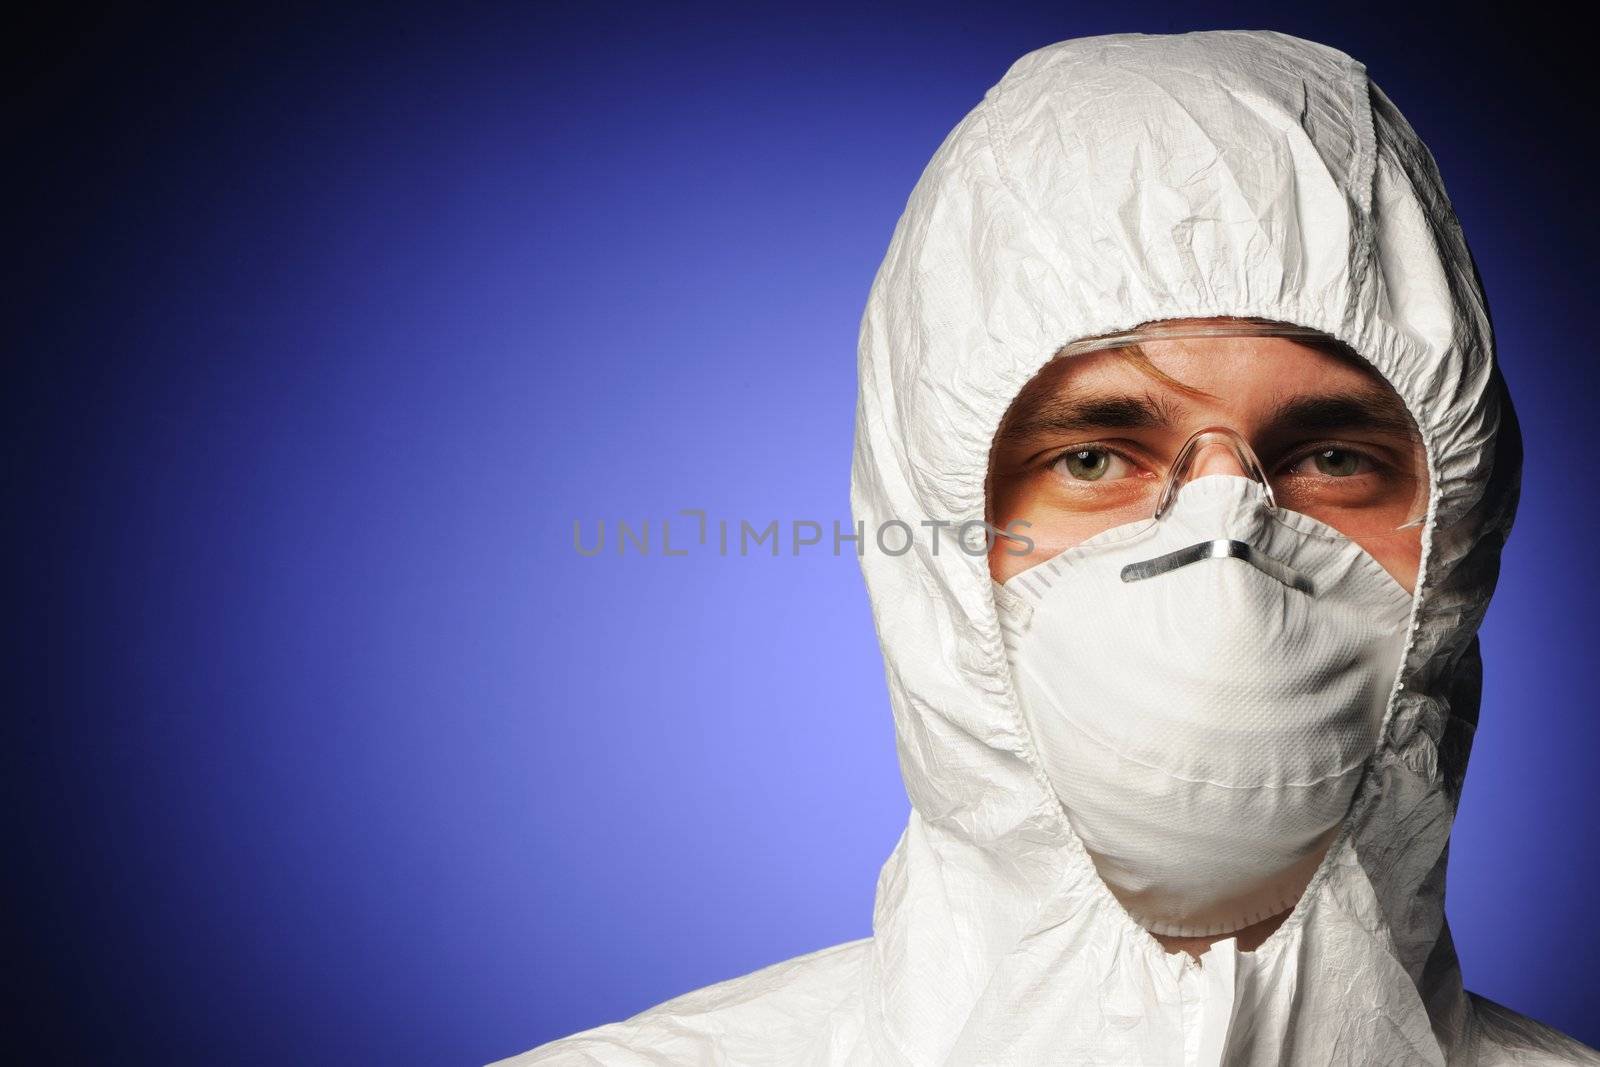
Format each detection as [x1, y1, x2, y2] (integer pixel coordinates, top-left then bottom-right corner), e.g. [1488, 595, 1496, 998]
[993, 466, 1415, 937]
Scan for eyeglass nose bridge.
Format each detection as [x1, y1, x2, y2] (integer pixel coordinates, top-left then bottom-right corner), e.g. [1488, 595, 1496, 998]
[1152, 426, 1279, 522]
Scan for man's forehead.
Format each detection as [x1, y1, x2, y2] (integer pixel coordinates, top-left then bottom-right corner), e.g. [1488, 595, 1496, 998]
[1000, 341, 1415, 438]
[1011, 340, 1401, 412]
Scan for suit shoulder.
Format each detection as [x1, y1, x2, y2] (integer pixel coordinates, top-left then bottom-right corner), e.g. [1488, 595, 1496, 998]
[1469, 992, 1600, 1065]
[488, 937, 872, 1066]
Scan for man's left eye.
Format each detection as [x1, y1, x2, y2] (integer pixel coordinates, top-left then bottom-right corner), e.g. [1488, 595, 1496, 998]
[1291, 448, 1372, 478]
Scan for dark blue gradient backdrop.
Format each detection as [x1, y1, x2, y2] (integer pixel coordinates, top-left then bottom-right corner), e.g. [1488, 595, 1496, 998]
[9, 3, 1597, 1063]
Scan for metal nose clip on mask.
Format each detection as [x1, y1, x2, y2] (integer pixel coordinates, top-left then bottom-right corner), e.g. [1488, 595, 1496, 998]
[994, 440, 1417, 938]
[1119, 427, 1315, 595]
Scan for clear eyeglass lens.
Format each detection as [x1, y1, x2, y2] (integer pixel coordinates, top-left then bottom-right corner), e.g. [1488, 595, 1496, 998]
[993, 424, 1428, 568]
[990, 319, 1431, 572]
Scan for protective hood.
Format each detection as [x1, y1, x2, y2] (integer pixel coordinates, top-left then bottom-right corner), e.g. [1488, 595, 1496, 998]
[849, 28, 1563, 1065]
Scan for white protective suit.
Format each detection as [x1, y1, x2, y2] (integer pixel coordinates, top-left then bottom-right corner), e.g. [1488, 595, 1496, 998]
[500, 29, 1600, 1066]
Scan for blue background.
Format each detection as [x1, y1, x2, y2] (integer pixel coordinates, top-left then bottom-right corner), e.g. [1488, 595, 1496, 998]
[9, 2, 1597, 1063]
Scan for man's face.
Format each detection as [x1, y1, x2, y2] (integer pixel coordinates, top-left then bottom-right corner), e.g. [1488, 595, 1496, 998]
[987, 327, 1427, 591]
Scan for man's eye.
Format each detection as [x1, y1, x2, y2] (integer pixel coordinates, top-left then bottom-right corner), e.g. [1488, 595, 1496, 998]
[1051, 447, 1133, 482]
[1290, 448, 1372, 478]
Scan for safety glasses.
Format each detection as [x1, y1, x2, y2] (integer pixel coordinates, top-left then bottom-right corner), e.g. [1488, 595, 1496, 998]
[986, 319, 1429, 566]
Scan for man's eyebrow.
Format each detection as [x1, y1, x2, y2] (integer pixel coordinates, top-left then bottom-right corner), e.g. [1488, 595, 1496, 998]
[998, 392, 1178, 440]
[1264, 390, 1418, 439]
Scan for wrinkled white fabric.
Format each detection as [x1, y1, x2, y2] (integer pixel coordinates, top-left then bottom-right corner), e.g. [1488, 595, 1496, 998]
[997, 474, 1414, 939]
[496, 29, 1600, 1066]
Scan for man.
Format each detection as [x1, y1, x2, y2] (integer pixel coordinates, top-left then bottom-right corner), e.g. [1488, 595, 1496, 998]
[499, 29, 1599, 1064]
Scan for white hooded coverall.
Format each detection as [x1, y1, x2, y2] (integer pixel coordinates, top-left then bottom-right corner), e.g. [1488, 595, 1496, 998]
[500, 29, 1600, 1066]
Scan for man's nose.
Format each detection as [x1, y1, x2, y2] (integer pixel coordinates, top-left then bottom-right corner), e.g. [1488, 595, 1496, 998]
[1187, 439, 1253, 479]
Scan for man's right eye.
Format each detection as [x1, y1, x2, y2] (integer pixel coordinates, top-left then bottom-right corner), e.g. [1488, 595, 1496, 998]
[1050, 447, 1135, 482]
